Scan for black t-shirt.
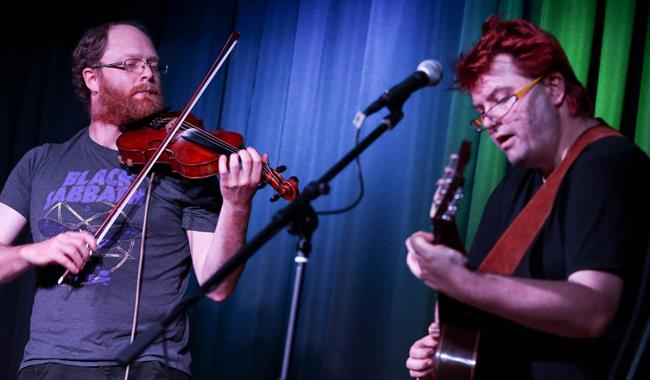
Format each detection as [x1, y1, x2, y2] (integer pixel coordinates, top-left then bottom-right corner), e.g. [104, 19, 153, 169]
[467, 135, 650, 379]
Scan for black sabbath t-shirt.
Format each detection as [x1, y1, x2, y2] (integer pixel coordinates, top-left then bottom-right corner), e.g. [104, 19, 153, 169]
[0, 128, 221, 374]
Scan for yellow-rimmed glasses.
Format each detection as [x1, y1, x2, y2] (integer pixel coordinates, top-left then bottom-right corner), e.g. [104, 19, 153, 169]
[469, 76, 544, 132]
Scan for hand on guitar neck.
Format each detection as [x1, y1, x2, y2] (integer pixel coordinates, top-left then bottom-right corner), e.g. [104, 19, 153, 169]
[407, 141, 470, 292]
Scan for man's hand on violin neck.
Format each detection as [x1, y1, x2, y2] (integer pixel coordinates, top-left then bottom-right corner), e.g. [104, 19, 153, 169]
[218, 147, 265, 207]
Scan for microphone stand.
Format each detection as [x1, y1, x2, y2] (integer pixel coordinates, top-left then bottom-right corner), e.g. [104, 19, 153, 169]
[278, 201, 317, 380]
[115, 109, 405, 371]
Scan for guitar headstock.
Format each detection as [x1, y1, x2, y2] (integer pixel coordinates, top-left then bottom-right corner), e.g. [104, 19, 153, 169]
[429, 141, 471, 228]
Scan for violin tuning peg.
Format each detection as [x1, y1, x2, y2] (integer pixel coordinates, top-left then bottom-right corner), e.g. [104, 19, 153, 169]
[275, 165, 287, 173]
[257, 182, 267, 189]
[270, 194, 281, 202]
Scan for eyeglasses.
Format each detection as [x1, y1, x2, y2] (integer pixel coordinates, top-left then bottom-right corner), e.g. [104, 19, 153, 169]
[92, 58, 169, 75]
[469, 76, 544, 132]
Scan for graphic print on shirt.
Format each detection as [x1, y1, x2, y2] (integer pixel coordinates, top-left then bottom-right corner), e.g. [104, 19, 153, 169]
[38, 168, 146, 286]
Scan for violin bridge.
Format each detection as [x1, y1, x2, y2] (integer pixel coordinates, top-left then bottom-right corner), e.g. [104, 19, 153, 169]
[117, 155, 134, 166]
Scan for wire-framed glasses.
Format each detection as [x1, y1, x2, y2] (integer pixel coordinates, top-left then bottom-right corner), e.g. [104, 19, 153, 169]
[92, 58, 169, 75]
[469, 76, 544, 132]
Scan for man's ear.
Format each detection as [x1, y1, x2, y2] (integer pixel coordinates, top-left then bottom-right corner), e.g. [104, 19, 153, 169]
[544, 72, 565, 107]
[83, 67, 100, 94]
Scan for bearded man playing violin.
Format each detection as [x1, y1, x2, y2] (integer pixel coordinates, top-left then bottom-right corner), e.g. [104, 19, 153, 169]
[0, 21, 262, 379]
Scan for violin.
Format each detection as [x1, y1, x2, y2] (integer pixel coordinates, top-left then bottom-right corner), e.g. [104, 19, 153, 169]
[60, 32, 292, 285]
[116, 111, 299, 202]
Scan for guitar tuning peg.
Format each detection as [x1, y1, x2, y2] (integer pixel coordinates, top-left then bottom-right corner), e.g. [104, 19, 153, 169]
[275, 165, 287, 173]
[270, 194, 281, 202]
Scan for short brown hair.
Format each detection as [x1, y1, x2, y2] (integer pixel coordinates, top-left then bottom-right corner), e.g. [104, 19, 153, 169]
[71, 21, 150, 105]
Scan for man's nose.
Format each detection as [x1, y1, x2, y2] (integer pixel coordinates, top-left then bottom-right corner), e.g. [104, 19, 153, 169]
[140, 62, 155, 78]
[482, 115, 501, 132]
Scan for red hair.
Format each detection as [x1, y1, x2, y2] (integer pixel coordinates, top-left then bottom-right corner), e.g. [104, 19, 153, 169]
[455, 16, 593, 117]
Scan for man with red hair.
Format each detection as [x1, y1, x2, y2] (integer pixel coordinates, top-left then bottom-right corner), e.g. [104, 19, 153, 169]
[405, 16, 649, 379]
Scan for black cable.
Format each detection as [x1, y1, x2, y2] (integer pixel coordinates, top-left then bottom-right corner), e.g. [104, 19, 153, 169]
[316, 128, 365, 215]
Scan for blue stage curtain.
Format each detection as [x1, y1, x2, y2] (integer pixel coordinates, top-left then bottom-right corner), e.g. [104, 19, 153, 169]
[1, 1, 648, 379]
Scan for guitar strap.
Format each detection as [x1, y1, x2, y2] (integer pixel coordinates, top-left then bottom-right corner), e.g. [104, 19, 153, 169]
[477, 125, 621, 275]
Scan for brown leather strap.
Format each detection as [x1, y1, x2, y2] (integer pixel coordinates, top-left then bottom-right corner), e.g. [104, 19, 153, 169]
[477, 126, 621, 275]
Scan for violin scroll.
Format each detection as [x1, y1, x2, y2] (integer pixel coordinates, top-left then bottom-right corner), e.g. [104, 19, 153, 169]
[263, 164, 299, 202]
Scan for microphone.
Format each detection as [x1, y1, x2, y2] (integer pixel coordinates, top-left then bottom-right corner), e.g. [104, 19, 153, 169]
[353, 59, 443, 128]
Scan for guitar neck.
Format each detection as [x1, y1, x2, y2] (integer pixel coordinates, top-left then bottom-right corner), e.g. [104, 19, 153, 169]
[433, 219, 472, 327]
[432, 219, 465, 253]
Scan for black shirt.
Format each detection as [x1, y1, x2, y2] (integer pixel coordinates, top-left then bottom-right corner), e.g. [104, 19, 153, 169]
[467, 135, 650, 379]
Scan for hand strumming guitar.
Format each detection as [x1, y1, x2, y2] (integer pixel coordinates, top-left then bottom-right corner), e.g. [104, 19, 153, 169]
[405, 231, 468, 295]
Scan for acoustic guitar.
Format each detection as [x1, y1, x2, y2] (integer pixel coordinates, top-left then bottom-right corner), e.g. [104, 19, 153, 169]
[427, 141, 481, 380]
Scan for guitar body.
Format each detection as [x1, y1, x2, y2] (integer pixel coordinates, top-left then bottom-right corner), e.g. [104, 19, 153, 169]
[435, 322, 480, 380]
[434, 221, 482, 380]
[436, 288, 482, 379]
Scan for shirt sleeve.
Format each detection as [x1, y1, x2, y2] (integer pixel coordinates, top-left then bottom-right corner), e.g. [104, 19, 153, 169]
[558, 140, 648, 276]
[181, 176, 222, 232]
[0, 146, 47, 219]
[154, 175, 221, 233]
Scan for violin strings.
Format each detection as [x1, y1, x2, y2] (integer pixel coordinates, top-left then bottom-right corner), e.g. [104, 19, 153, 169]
[175, 122, 282, 183]
[175, 122, 238, 154]
[160, 117, 285, 188]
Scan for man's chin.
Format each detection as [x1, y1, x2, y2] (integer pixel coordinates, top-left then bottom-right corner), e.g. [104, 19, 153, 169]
[131, 100, 164, 119]
[504, 151, 524, 166]
[95, 106, 164, 130]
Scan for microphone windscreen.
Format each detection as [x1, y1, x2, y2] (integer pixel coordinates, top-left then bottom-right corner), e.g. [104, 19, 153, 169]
[417, 59, 443, 85]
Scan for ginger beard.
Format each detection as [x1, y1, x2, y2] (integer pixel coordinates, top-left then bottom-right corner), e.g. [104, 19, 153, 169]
[92, 75, 165, 130]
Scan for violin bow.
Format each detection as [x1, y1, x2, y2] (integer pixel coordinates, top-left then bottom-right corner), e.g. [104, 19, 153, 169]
[58, 33, 240, 285]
